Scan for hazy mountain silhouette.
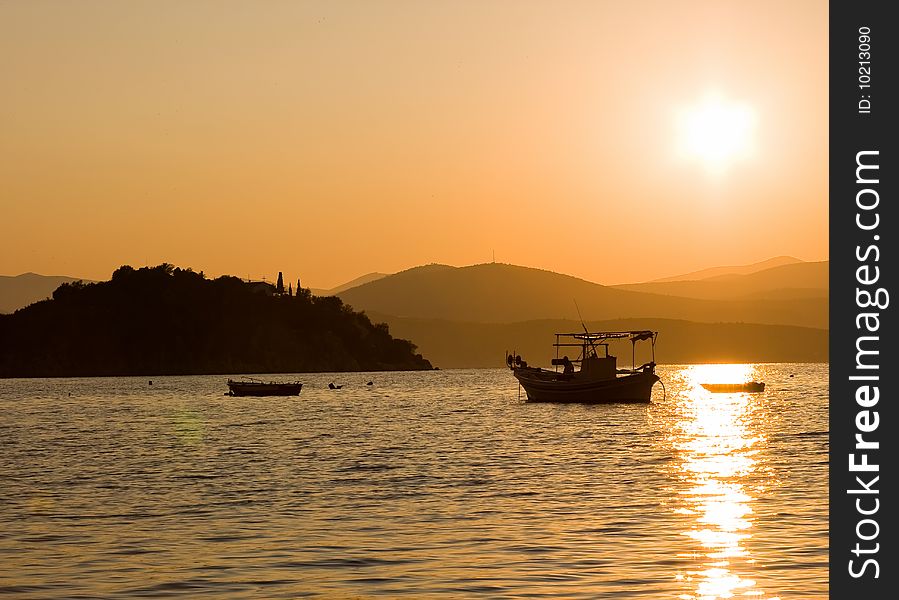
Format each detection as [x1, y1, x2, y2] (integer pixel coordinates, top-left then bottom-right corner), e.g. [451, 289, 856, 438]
[0, 273, 92, 314]
[337, 262, 827, 329]
[310, 272, 388, 296]
[370, 313, 827, 369]
[1, 258, 829, 372]
[0, 264, 431, 377]
[612, 261, 828, 300]
[648, 256, 802, 283]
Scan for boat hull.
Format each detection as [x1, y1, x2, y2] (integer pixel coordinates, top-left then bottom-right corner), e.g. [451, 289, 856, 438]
[513, 370, 659, 403]
[227, 381, 303, 396]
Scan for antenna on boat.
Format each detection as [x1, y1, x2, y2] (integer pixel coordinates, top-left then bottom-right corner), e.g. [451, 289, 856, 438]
[573, 299, 587, 333]
[573, 299, 598, 357]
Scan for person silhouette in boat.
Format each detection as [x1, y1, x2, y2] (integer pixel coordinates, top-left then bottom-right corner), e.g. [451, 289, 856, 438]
[561, 355, 574, 375]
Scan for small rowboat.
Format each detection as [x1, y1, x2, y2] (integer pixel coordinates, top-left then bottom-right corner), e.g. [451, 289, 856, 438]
[701, 382, 765, 393]
[227, 379, 303, 396]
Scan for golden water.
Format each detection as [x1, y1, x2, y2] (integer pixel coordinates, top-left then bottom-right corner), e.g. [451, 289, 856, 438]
[0, 364, 827, 597]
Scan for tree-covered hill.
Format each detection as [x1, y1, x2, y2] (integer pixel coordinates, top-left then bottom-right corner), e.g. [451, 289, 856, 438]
[0, 264, 432, 377]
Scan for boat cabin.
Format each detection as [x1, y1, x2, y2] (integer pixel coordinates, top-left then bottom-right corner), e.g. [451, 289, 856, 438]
[549, 330, 657, 379]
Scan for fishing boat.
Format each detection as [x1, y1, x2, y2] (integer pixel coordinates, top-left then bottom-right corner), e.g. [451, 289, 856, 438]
[507, 330, 660, 403]
[700, 381, 765, 393]
[226, 378, 303, 396]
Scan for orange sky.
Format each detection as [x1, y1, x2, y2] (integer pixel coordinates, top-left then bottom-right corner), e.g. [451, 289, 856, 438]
[0, 1, 827, 288]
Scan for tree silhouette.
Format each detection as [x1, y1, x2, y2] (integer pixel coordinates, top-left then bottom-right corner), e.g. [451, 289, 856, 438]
[296, 278, 311, 300]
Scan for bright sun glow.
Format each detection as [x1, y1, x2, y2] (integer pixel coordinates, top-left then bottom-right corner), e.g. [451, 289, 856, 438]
[677, 92, 757, 174]
[672, 363, 766, 600]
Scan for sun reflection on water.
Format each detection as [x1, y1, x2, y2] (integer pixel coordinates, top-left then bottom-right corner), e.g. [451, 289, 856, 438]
[670, 364, 775, 600]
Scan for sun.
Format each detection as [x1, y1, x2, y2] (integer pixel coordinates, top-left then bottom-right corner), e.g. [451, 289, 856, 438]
[677, 92, 757, 174]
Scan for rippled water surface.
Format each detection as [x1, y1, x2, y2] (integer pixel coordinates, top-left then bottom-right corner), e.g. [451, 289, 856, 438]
[0, 364, 827, 598]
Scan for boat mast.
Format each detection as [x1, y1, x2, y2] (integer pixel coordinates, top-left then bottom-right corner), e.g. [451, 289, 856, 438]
[555, 333, 560, 372]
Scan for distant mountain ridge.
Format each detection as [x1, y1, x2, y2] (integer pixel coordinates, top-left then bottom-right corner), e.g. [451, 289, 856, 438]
[310, 272, 388, 296]
[1, 258, 830, 369]
[0, 273, 92, 314]
[337, 262, 828, 329]
[613, 261, 828, 300]
[648, 256, 802, 283]
[334, 259, 828, 367]
[2, 258, 825, 315]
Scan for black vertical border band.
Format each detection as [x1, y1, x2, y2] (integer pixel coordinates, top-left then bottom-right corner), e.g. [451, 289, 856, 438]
[830, 1, 896, 596]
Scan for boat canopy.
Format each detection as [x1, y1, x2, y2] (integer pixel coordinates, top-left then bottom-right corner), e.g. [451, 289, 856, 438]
[561, 330, 657, 343]
[550, 330, 658, 373]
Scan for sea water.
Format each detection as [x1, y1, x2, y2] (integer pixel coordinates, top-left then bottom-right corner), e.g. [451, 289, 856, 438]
[0, 364, 827, 598]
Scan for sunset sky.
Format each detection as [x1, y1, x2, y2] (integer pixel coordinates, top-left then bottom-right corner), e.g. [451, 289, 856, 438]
[0, 1, 827, 289]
